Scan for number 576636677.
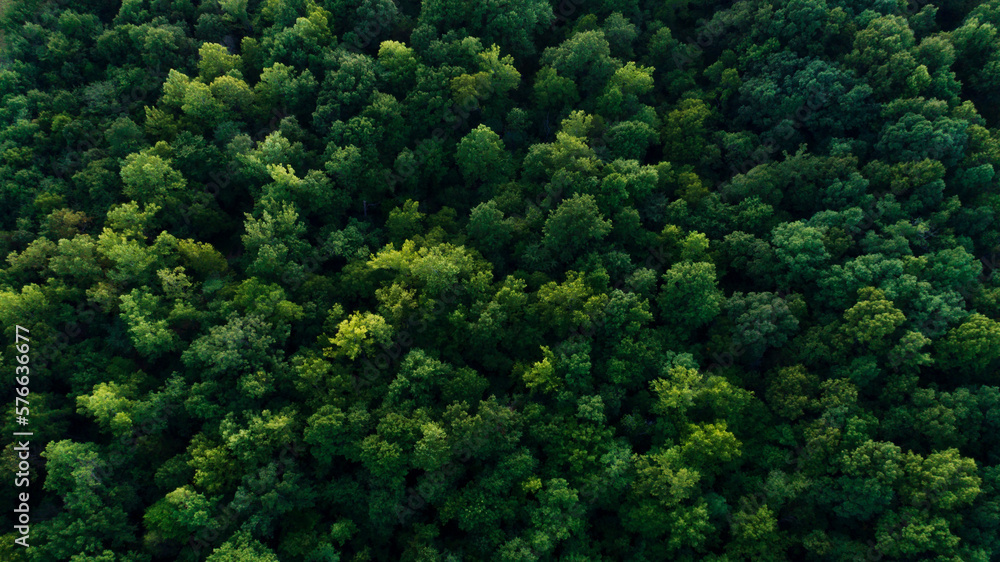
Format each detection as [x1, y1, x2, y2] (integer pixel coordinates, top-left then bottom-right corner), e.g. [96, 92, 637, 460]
[14, 326, 30, 417]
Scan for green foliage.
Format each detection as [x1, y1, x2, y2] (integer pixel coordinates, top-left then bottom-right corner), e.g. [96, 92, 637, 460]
[523, 345, 560, 394]
[842, 287, 906, 352]
[6, 1, 1000, 560]
[456, 125, 513, 186]
[325, 311, 393, 361]
[119, 151, 187, 206]
[542, 193, 612, 263]
[936, 313, 1000, 379]
[197, 43, 242, 83]
[658, 261, 724, 340]
[205, 531, 280, 562]
[119, 288, 179, 359]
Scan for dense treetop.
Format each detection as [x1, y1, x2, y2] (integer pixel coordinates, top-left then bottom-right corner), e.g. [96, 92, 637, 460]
[1, 0, 1000, 560]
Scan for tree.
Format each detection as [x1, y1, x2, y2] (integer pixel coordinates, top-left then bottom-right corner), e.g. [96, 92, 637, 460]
[118, 288, 179, 359]
[240, 202, 310, 286]
[197, 42, 242, 82]
[771, 221, 830, 286]
[936, 313, 1000, 380]
[416, 0, 552, 58]
[541, 193, 612, 263]
[523, 345, 560, 394]
[735, 53, 875, 144]
[143, 486, 217, 549]
[413, 421, 451, 471]
[623, 445, 716, 550]
[467, 201, 514, 261]
[304, 403, 368, 465]
[450, 44, 521, 115]
[662, 98, 712, 165]
[119, 150, 187, 206]
[324, 311, 393, 361]
[210, 75, 255, 116]
[952, 3, 1000, 122]
[540, 31, 620, 97]
[181, 314, 283, 382]
[845, 15, 929, 101]
[766, 365, 820, 420]
[842, 287, 906, 353]
[875, 112, 970, 167]
[597, 61, 653, 120]
[33, 440, 140, 561]
[180, 80, 229, 128]
[726, 503, 786, 561]
[524, 478, 585, 556]
[658, 261, 724, 341]
[456, 125, 513, 186]
[254, 62, 318, 118]
[104, 116, 146, 158]
[605, 120, 657, 161]
[204, 531, 279, 562]
[533, 66, 580, 111]
[377, 40, 418, 97]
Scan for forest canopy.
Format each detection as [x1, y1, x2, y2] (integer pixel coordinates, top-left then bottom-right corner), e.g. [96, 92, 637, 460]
[2, 0, 1000, 560]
